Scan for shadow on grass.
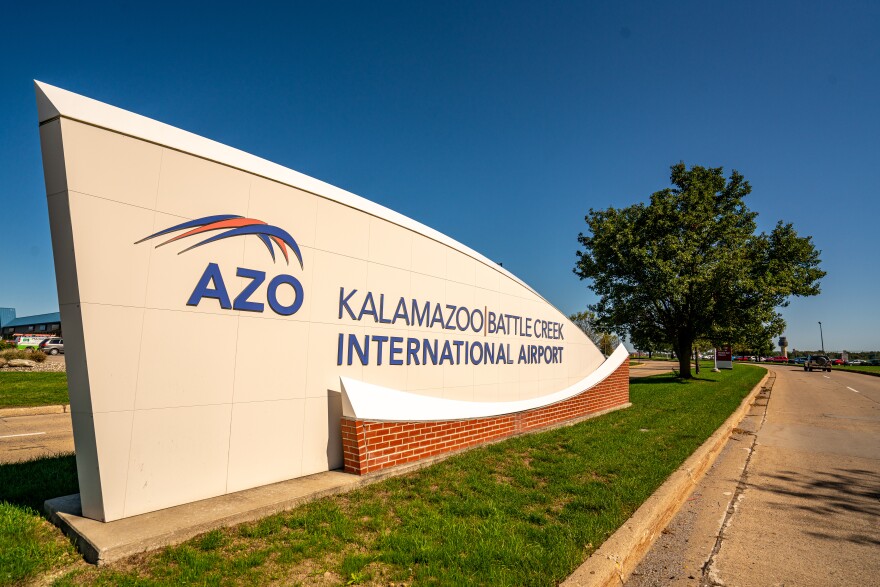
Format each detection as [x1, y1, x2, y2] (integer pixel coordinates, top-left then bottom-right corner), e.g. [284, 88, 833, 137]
[0, 453, 78, 514]
[0, 455, 81, 587]
[631, 375, 719, 385]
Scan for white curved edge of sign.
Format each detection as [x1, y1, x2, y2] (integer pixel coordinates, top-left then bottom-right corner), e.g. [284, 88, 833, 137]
[33, 80, 545, 303]
[340, 344, 629, 422]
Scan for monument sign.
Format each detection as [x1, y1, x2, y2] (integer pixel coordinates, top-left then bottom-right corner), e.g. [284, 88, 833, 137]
[36, 82, 629, 522]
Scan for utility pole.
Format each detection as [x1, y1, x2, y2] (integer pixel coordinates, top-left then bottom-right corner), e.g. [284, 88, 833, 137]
[818, 321, 825, 354]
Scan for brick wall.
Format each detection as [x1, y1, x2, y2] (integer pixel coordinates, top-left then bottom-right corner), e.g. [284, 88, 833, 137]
[342, 360, 629, 475]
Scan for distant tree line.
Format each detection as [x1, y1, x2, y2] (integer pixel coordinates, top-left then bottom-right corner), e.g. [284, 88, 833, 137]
[789, 350, 879, 360]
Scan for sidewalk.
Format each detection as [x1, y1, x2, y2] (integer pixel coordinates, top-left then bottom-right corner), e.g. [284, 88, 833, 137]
[626, 364, 880, 586]
[563, 370, 771, 586]
[625, 375, 771, 586]
[0, 404, 69, 417]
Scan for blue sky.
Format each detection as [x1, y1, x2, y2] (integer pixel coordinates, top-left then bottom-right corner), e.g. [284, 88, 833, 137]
[1, 1, 877, 351]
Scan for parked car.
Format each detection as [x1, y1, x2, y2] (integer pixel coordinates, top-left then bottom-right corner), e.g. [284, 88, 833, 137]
[792, 357, 808, 365]
[867, 359, 880, 367]
[766, 356, 788, 363]
[805, 355, 832, 372]
[38, 337, 64, 355]
[849, 359, 864, 365]
[831, 359, 844, 365]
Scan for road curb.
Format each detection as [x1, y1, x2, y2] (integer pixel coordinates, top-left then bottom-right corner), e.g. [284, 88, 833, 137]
[0, 404, 69, 418]
[562, 368, 771, 587]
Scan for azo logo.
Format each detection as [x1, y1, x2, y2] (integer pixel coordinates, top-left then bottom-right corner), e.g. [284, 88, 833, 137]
[136, 214, 303, 266]
[137, 214, 305, 316]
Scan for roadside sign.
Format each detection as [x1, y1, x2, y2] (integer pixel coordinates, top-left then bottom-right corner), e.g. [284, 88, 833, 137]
[716, 346, 733, 369]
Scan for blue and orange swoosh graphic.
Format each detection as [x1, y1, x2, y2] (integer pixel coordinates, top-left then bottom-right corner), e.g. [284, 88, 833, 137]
[136, 214, 303, 267]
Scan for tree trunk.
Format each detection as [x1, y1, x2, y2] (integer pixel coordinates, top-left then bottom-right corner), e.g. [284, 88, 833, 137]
[676, 335, 693, 378]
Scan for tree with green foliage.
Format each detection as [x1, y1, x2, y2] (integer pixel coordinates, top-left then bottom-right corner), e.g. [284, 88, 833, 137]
[627, 310, 669, 359]
[568, 310, 621, 357]
[574, 162, 825, 378]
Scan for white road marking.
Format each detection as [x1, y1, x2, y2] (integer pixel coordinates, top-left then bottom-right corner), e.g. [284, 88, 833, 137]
[0, 431, 46, 439]
[847, 386, 860, 393]
[823, 375, 830, 379]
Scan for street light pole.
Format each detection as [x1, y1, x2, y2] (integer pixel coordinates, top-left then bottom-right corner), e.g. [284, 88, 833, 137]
[818, 321, 825, 354]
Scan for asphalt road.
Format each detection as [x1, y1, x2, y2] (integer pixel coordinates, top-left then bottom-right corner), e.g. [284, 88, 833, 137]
[0, 411, 75, 464]
[630, 360, 676, 378]
[627, 365, 880, 586]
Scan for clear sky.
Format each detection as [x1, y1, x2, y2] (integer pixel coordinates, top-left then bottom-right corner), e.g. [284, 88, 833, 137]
[1, 1, 877, 352]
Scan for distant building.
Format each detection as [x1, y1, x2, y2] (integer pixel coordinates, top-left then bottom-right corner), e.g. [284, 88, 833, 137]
[0, 308, 15, 331]
[0, 311, 62, 339]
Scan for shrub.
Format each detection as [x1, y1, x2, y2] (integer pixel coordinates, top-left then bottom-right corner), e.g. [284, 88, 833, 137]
[0, 349, 46, 362]
[0, 340, 14, 350]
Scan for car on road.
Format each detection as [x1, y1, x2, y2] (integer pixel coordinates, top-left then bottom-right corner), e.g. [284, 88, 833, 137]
[805, 355, 832, 372]
[38, 337, 64, 355]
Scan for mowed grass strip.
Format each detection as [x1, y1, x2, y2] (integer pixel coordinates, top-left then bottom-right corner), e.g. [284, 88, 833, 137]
[37, 365, 764, 586]
[0, 372, 69, 408]
[43, 368, 766, 586]
[0, 455, 80, 586]
[832, 365, 880, 377]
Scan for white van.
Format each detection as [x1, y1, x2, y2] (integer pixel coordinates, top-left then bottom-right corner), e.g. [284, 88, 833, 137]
[14, 335, 50, 350]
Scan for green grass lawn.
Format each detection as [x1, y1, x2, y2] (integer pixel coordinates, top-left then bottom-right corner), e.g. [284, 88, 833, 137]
[0, 373, 69, 409]
[0, 455, 80, 586]
[832, 365, 880, 377]
[0, 366, 765, 586]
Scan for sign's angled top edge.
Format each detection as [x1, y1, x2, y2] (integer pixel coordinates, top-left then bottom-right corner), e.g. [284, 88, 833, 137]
[34, 80, 61, 123]
[31, 81, 549, 304]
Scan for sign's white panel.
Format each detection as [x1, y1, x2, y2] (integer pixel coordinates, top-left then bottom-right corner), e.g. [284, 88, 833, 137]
[36, 82, 606, 521]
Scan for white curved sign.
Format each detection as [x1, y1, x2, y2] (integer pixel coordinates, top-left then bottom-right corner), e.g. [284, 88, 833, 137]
[36, 81, 606, 521]
[341, 344, 627, 422]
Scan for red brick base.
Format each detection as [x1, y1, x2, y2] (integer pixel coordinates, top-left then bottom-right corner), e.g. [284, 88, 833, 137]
[342, 361, 629, 474]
